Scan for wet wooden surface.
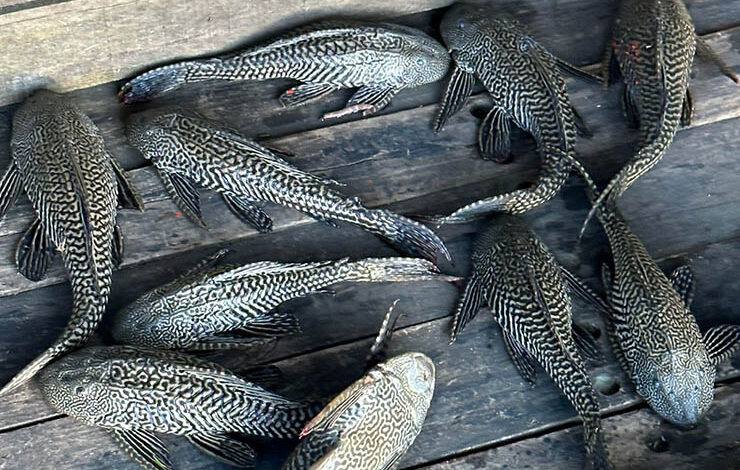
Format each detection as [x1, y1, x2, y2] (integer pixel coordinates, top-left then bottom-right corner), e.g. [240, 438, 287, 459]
[0, 0, 739, 469]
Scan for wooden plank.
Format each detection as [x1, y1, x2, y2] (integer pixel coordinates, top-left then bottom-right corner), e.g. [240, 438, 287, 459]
[0, 304, 737, 469]
[0, 0, 734, 107]
[421, 383, 740, 470]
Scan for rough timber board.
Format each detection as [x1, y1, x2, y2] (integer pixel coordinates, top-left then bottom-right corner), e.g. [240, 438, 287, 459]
[0, 309, 738, 470]
[0, 23, 738, 297]
[421, 383, 740, 470]
[0, 0, 736, 107]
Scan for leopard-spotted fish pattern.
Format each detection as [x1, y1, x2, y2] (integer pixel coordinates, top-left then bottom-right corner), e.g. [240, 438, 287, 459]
[585, 0, 696, 222]
[37, 346, 315, 438]
[119, 23, 449, 107]
[0, 90, 119, 396]
[112, 256, 455, 350]
[582, 172, 715, 426]
[435, 5, 584, 220]
[126, 111, 449, 262]
[451, 215, 610, 470]
[283, 352, 435, 470]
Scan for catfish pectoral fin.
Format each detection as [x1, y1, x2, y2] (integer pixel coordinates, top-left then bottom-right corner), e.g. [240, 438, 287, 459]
[434, 65, 475, 133]
[0, 163, 22, 221]
[703, 324, 740, 366]
[696, 37, 740, 84]
[156, 168, 206, 228]
[323, 86, 398, 119]
[111, 154, 144, 211]
[222, 193, 273, 232]
[16, 218, 53, 282]
[479, 107, 513, 162]
[110, 429, 173, 470]
[279, 83, 339, 107]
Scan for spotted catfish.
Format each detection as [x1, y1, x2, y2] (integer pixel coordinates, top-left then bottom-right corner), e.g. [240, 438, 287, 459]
[570, 170, 740, 427]
[432, 4, 601, 222]
[582, 0, 739, 233]
[0, 90, 142, 397]
[126, 110, 449, 262]
[283, 350, 435, 470]
[37, 345, 316, 469]
[111, 250, 459, 351]
[451, 215, 611, 470]
[119, 22, 449, 119]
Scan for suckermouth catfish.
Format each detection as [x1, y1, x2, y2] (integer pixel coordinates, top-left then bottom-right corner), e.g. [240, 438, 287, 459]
[451, 215, 612, 470]
[570, 169, 740, 427]
[581, 0, 739, 233]
[283, 351, 435, 470]
[111, 250, 459, 351]
[126, 110, 450, 263]
[37, 345, 317, 470]
[0, 90, 142, 397]
[118, 23, 450, 119]
[432, 4, 601, 223]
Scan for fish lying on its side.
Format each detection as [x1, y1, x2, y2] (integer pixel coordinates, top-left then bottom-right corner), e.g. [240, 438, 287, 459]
[37, 345, 317, 469]
[0, 90, 142, 397]
[126, 110, 450, 263]
[581, 0, 739, 233]
[570, 167, 740, 427]
[451, 214, 612, 470]
[432, 4, 600, 222]
[119, 23, 450, 119]
[283, 351, 435, 470]
[111, 250, 459, 351]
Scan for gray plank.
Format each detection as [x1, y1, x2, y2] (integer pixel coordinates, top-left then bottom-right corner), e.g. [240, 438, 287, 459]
[0, 25, 738, 298]
[421, 382, 740, 470]
[0, 305, 737, 470]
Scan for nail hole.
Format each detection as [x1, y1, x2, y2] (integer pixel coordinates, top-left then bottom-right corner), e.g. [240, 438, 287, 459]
[594, 373, 620, 395]
[646, 433, 670, 453]
[470, 106, 489, 120]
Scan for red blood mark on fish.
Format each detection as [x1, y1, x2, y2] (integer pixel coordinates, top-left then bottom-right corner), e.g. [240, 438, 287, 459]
[175, 211, 183, 217]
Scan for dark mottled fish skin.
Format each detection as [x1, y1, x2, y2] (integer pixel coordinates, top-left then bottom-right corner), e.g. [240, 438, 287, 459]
[111, 253, 459, 351]
[126, 110, 450, 263]
[0, 90, 142, 397]
[283, 352, 434, 470]
[582, 0, 697, 231]
[574, 168, 740, 427]
[37, 346, 315, 469]
[119, 23, 449, 118]
[433, 4, 591, 222]
[451, 215, 611, 470]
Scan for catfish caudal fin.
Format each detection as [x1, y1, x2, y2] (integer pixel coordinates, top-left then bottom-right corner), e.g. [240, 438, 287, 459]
[343, 257, 460, 283]
[0, 346, 59, 397]
[363, 209, 451, 263]
[119, 59, 223, 104]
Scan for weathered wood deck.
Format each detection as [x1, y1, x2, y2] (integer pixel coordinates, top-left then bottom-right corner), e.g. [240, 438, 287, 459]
[0, 0, 738, 469]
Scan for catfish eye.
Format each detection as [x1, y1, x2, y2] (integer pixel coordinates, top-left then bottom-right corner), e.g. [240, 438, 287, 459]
[74, 385, 85, 395]
[458, 20, 465, 28]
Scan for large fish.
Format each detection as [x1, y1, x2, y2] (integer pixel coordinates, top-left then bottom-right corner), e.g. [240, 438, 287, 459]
[432, 4, 599, 222]
[570, 168, 740, 427]
[126, 110, 449, 262]
[111, 250, 459, 350]
[581, 0, 739, 233]
[282, 352, 435, 470]
[37, 345, 316, 469]
[119, 23, 450, 119]
[451, 214, 611, 470]
[0, 90, 142, 396]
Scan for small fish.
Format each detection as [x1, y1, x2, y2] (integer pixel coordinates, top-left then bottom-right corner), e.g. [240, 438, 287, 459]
[118, 23, 450, 119]
[581, 0, 739, 234]
[451, 214, 611, 470]
[570, 167, 740, 427]
[37, 345, 317, 470]
[282, 351, 435, 470]
[432, 4, 600, 222]
[126, 110, 450, 262]
[111, 250, 459, 351]
[0, 90, 143, 397]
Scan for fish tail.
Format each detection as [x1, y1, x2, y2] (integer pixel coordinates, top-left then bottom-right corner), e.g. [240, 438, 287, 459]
[119, 58, 245, 104]
[361, 209, 451, 263]
[583, 417, 613, 470]
[342, 257, 459, 283]
[0, 272, 111, 397]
